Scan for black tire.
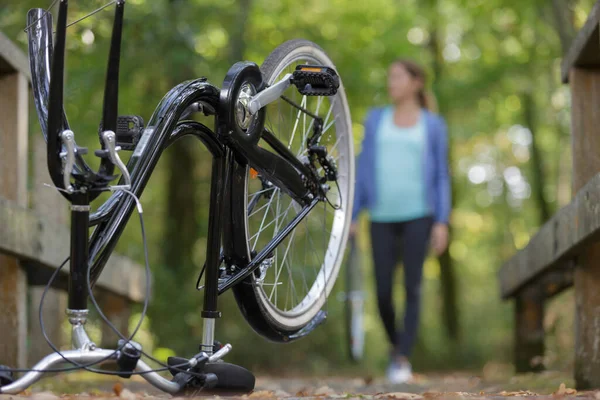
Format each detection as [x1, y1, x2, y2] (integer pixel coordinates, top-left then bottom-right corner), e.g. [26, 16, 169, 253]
[232, 39, 354, 340]
[204, 362, 255, 392]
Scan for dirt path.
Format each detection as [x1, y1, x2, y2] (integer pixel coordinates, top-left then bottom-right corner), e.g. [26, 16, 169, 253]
[0, 371, 595, 399]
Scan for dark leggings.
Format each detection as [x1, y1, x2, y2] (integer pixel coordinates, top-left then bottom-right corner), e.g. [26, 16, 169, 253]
[370, 216, 433, 358]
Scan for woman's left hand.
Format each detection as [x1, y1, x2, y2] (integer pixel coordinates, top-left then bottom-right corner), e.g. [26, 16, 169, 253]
[431, 223, 449, 256]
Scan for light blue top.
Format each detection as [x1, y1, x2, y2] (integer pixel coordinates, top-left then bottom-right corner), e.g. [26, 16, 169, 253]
[370, 107, 429, 222]
[352, 108, 451, 224]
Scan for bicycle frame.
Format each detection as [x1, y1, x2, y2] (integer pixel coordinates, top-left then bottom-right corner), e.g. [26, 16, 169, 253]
[27, 2, 325, 333]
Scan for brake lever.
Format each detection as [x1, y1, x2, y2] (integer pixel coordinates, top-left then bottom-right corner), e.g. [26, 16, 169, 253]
[100, 130, 132, 190]
[59, 130, 76, 193]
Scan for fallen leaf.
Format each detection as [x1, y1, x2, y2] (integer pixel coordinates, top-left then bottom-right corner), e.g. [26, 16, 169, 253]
[375, 393, 423, 399]
[555, 382, 577, 396]
[119, 388, 136, 400]
[273, 389, 291, 398]
[249, 390, 275, 398]
[314, 386, 336, 396]
[30, 392, 60, 400]
[113, 382, 124, 396]
[497, 390, 538, 396]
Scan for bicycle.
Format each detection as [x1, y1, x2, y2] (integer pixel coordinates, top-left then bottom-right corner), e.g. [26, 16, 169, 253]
[0, 0, 354, 395]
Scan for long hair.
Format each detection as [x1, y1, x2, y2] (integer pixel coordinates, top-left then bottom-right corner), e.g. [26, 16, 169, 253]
[391, 58, 436, 111]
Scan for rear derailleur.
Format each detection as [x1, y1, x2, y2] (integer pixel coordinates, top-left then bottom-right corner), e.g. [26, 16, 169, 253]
[305, 118, 339, 202]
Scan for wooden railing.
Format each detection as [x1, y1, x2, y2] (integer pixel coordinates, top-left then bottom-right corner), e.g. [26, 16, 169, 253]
[499, 0, 600, 389]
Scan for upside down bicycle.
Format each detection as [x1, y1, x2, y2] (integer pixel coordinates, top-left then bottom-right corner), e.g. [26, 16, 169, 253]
[0, 0, 354, 395]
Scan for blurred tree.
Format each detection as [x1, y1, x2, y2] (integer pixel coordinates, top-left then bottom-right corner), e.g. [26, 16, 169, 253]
[424, 0, 460, 343]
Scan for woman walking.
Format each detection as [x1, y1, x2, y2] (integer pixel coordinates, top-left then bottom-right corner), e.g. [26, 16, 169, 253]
[350, 59, 451, 384]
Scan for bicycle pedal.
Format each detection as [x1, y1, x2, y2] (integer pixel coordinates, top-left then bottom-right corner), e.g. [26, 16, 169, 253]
[292, 65, 339, 96]
[115, 115, 144, 151]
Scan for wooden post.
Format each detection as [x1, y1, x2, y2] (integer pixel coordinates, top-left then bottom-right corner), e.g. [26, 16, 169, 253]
[571, 67, 600, 389]
[99, 294, 131, 349]
[0, 71, 29, 368]
[514, 284, 545, 372]
[28, 137, 69, 361]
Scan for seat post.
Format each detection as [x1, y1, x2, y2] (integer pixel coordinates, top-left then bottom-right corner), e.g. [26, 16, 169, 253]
[68, 190, 90, 311]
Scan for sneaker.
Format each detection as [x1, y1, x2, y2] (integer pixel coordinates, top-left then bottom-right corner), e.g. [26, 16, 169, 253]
[386, 359, 413, 384]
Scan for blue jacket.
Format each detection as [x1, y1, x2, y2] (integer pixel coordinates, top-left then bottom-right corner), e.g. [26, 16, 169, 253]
[352, 107, 451, 224]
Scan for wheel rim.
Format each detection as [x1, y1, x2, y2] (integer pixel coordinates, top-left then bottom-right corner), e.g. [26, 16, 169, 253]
[244, 46, 353, 327]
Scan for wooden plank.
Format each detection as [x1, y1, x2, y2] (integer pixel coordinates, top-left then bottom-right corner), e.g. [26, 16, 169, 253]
[499, 171, 600, 298]
[0, 31, 31, 80]
[0, 198, 147, 303]
[541, 265, 574, 298]
[0, 261, 27, 367]
[28, 287, 67, 362]
[571, 67, 600, 390]
[99, 294, 131, 349]
[0, 74, 28, 204]
[0, 71, 29, 368]
[515, 283, 545, 373]
[561, 0, 600, 83]
[28, 136, 69, 363]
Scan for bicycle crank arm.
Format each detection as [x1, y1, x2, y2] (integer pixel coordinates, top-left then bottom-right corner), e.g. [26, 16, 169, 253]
[247, 73, 292, 115]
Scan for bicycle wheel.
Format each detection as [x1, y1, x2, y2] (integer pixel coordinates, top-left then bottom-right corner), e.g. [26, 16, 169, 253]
[345, 236, 365, 361]
[232, 39, 354, 335]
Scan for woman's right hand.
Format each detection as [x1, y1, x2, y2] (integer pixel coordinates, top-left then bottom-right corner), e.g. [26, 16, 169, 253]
[349, 222, 358, 237]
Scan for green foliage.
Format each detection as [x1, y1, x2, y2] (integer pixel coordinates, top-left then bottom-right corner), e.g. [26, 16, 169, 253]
[0, 0, 592, 376]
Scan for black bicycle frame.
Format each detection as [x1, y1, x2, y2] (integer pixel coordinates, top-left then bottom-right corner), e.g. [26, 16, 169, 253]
[27, 4, 323, 318]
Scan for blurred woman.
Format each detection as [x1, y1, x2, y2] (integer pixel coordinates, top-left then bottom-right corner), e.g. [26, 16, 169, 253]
[350, 59, 451, 384]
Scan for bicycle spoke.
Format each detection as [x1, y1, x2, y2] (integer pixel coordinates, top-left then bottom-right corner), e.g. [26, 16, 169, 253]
[250, 197, 294, 245]
[329, 137, 341, 155]
[323, 98, 337, 129]
[251, 190, 278, 249]
[271, 189, 282, 302]
[269, 227, 297, 302]
[323, 115, 339, 134]
[248, 192, 276, 217]
[289, 95, 307, 149]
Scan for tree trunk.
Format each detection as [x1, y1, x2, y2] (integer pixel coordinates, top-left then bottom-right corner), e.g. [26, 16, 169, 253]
[229, 0, 252, 63]
[151, 0, 202, 353]
[426, 1, 460, 342]
[153, 0, 253, 353]
[522, 91, 551, 223]
[551, 0, 575, 55]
